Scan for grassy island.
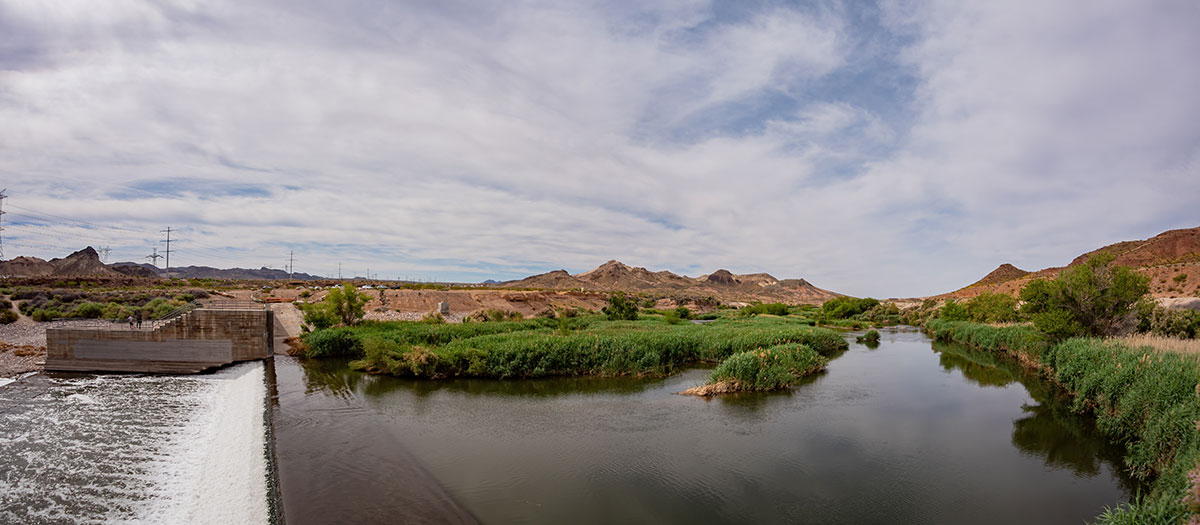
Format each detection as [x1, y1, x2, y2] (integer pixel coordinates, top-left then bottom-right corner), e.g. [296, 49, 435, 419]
[295, 315, 846, 385]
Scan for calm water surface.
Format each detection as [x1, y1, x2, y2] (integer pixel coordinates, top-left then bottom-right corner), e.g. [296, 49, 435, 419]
[277, 328, 1138, 524]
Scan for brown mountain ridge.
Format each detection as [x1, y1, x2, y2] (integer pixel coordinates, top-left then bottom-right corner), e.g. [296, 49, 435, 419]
[503, 260, 841, 304]
[943, 226, 1200, 299]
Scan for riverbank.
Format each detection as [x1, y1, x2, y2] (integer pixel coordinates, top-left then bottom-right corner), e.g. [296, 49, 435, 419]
[925, 319, 1200, 523]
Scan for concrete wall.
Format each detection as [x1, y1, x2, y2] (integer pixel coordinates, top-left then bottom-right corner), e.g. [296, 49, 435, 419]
[46, 308, 274, 373]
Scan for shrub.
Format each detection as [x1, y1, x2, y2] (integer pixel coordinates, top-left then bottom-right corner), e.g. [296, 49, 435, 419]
[856, 330, 881, 344]
[821, 297, 880, 319]
[72, 302, 105, 319]
[326, 284, 369, 326]
[1020, 254, 1149, 339]
[664, 310, 682, 324]
[0, 309, 17, 324]
[699, 344, 828, 393]
[674, 306, 692, 320]
[301, 327, 364, 358]
[300, 302, 338, 330]
[742, 302, 789, 316]
[964, 293, 1018, 323]
[31, 308, 62, 322]
[938, 299, 968, 321]
[602, 292, 639, 321]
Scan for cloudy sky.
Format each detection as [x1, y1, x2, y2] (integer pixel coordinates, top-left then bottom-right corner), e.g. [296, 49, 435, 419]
[1, 0, 1197, 297]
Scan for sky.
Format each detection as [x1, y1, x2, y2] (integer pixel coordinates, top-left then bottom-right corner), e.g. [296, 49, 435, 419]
[1, 0, 1198, 297]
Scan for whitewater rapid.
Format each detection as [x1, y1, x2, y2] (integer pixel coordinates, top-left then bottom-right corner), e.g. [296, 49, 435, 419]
[0, 362, 271, 524]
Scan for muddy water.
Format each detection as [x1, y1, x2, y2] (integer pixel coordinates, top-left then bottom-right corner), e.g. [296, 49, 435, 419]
[278, 329, 1138, 524]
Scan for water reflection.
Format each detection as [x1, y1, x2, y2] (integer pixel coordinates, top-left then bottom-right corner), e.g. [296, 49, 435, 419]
[933, 341, 1138, 491]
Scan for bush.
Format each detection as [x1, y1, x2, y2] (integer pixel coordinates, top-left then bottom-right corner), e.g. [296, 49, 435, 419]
[326, 284, 369, 326]
[31, 308, 63, 322]
[0, 309, 17, 324]
[856, 329, 881, 344]
[742, 302, 789, 316]
[1140, 306, 1200, 339]
[301, 327, 364, 358]
[821, 297, 879, 319]
[674, 306, 692, 320]
[300, 302, 338, 330]
[602, 292, 639, 321]
[1020, 254, 1149, 339]
[938, 299, 968, 321]
[701, 344, 828, 393]
[468, 308, 524, 322]
[664, 310, 682, 324]
[964, 293, 1018, 323]
[71, 302, 105, 319]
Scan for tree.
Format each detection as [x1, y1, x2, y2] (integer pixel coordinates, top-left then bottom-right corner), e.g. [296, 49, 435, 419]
[938, 299, 968, 321]
[602, 292, 639, 321]
[305, 283, 368, 328]
[964, 292, 1018, 323]
[1019, 254, 1149, 338]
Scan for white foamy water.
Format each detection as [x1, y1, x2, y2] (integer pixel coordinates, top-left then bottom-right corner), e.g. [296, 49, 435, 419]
[0, 362, 270, 524]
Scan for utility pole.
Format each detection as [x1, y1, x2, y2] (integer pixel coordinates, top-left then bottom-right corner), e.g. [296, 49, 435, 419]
[160, 227, 174, 279]
[146, 247, 163, 268]
[288, 250, 294, 280]
[0, 189, 7, 259]
[338, 262, 342, 280]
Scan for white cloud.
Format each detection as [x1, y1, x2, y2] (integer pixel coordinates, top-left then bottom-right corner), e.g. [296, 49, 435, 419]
[0, 0, 1197, 295]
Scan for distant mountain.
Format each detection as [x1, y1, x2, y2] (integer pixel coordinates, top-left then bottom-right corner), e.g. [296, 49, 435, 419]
[503, 260, 841, 304]
[0, 247, 124, 278]
[940, 226, 1200, 299]
[1, 246, 323, 281]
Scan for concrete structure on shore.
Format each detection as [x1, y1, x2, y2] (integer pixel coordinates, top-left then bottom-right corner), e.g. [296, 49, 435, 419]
[45, 304, 274, 373]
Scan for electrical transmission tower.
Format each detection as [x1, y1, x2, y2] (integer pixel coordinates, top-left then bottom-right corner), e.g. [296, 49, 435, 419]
[288, 250, 294, 279]
[0, 189, 7, 259]
[146, 247, 163, 268]
[160, 227, 175, 279]
[98, 246, 112, 263]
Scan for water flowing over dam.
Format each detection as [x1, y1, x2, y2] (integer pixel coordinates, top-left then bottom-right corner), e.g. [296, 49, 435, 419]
[0, 362, 272, 523]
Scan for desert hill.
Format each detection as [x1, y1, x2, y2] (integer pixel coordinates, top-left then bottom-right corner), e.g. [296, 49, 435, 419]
[503, 260, 840, 304]
[942, 226, 1200, 299]
[0, 247, 125, 278]
[1, 247, 324, 281]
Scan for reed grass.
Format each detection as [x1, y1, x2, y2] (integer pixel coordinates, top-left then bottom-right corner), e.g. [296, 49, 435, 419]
[927, 319, 1200, 524]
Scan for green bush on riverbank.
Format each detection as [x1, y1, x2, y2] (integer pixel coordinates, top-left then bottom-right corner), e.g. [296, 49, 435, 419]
[926, 318, 1200, 524]
[299, 316, 847, 380]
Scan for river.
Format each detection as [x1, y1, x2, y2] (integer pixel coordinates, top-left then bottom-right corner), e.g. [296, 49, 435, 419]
[273, 328, 1138, 524]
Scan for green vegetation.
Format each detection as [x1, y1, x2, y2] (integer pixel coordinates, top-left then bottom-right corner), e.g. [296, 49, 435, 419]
[926, 318, 1200, 523]
[602, 292, 639, 321]
[1019, 254, 1150, 339]
[1139, 305, 1200, 339]
[963, 292, 1019, 323]
[687, 344, 827, 395]
[5, 287, 208, 322]
[856, 329, 881, 345]
[821, 296, 880, 319]
[466, 308, 524, 322]
[299, 283, 368, 330]
[741, 302, 789, 316]
[298, 315, 847, 382]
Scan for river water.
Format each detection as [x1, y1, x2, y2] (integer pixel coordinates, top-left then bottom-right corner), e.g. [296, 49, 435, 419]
[276, 328, 1138, 524]
[0, 328, 1138, 523]
[0, 362, 272, 524]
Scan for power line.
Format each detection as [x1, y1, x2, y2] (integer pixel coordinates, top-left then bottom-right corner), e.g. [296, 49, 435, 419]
[146, 247, 163, 268]
[0, 189, 7, 259]
[161, 227, 175, 279]
[4, 204, 148, 234]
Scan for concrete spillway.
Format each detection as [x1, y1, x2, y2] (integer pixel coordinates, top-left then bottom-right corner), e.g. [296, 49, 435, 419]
[0, 362, 273, 523]
[45, 305, 274, 373]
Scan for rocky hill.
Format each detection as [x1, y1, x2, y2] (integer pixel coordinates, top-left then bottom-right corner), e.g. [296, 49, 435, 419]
[1, 247, 323, 281]
[942, 226, 1200, 299]
[503, 260, 841, 304]
[0, 247, 125, 278]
